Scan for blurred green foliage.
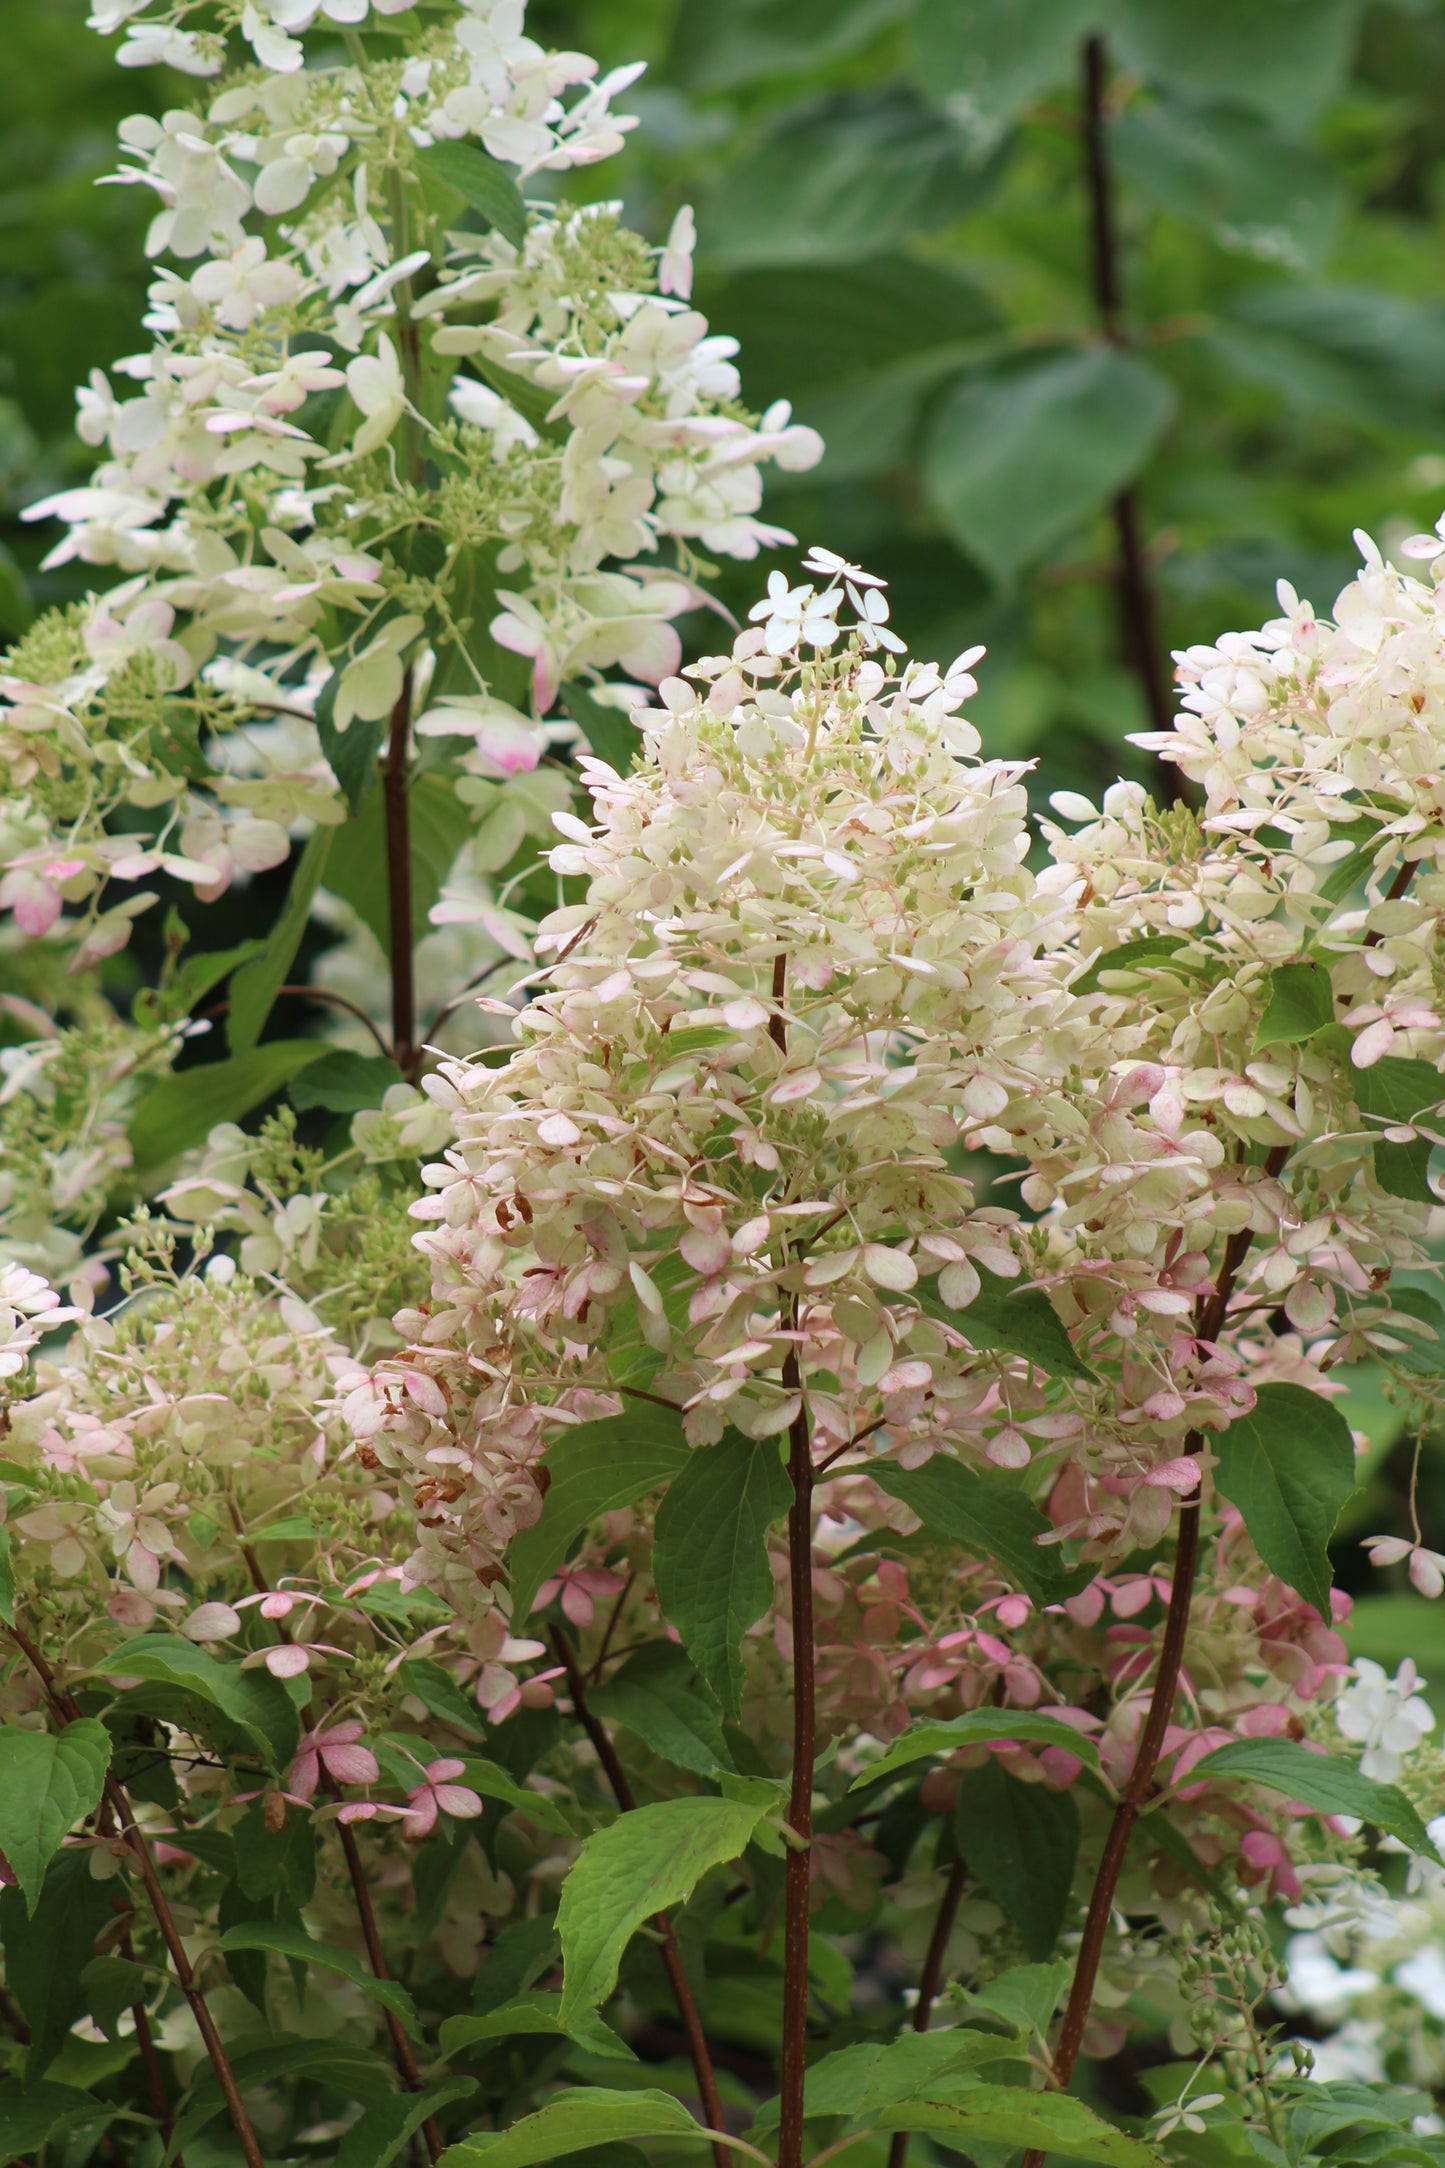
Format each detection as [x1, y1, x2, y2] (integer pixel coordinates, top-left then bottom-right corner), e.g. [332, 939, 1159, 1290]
[11, 0, 1445, 1647]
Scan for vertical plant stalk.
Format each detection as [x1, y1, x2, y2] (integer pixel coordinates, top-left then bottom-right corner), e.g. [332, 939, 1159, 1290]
[778, 1343, 815, 2168]
[228, 1507, 443, 2162]
[1018, 1166, 1286, 2167]
[385, 665, 417, 1075]
[6, 1622, 262, 2168]
[549, 1627, 730, 2167]
[886, 1854, 969, 2168]
[1080, 33, 1175, 755]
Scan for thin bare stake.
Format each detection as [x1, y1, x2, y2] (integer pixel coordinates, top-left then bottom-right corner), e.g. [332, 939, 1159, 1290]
[887, 1854, 969, 2168]
[777, 1347, 816, 2168]
[385, 664, 417, 1074]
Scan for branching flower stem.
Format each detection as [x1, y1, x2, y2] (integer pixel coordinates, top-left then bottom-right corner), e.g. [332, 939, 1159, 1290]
[6, 1620, 260, 2168]
[1019, 1149, 1289, 2164]
[549, 1625, 729, 2166]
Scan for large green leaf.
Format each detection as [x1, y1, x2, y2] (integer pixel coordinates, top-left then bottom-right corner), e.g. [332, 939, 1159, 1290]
[880, 2084, 1162, 2166]
[956, 1759, 1080, 1961]
[415, 141, 526, 248]
[438, 1992, 635, 2063]
[1254, 958, 1335, 1050]
[215, 1921, 420, 2032]
[0, 2080, 106, 2166]
[698, 89, 988, 269]
[557, 1796, 766, 2023]
[0, 1852, 114, 2072]
[671, 0, 910, 91]
[332, 2081, 480, 2168]
[227, 825, 333, 1053]
[1190, 1739, 1441, 1858]
[911, 0, 1104, 146]
[1214, 286, 1445, 436]
[290, 1049, 405, 1113]
[1114, 0, 1360, 132]
[127, 1041, 327, 1170]
[852, 1710, 1100, 1791]
[1354, 1055, 1445, 1204]
[652, 1430, 792, 1719]
[1212, 1382, 1357, 1617]
[0, 1719, 111, 1912]
[95, 1634, 299, 1768]
[438, 2090, 709, 2168]
[508, 1404, 690, 1621]
[919, 1265, 1096, 1380]
[872, 1456, 1093, 1605]
[589, 1642, 734, 1778]
[171, 2035, 398, 2156]
[750, 2026, 1029, 2132]
[1113, 94, 1342, 273]
[925, 348, 1176, 584]
[1070, 935, 1204, 998]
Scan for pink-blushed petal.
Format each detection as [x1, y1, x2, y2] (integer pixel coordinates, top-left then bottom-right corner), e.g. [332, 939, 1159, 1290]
[433, 1784, 483, 1819]
[320, 1743, 379, 1787]
[264, 1644, 312, 1678]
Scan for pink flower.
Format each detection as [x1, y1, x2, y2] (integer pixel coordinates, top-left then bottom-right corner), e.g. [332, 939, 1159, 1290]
[401, 1759, 484, 1840]
[287, 1719, 379, 1801]
[533, 1562, 625, 1630]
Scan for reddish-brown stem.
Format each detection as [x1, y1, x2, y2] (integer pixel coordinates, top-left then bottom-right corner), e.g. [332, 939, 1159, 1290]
[588, 1572, 636, 1683]
[778, 1345, 815, 2168]
[226, 1506, 442, 2161]
[769, 952, 788, 1057]
[887, 1854, 969, 2168]
[125, 1938, 181, 2162]
[384, 666, 417, 1075]
[1080, 34, 1177, 767]
[550, 1627, 729, 2161]
[6, 1622, 257, 2167]
[1018, 1148, 1287, 2165]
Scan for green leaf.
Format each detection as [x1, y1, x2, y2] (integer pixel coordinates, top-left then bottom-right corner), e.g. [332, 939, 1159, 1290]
[1112, 94, 1343, 273]
[96, 1634, 299, 1769]
[911, 0, 1103, 147]
[0, 1523, 12, 1629]
[558, 1796, 766, 2023]
[956, 1758, 1080, 1960]
[871, 1456, 1093, 1606]
[652, 1430, 792, 1719]
[751, 2026, 1028, 2132]
[0, 1719, 111, 1913]
[415, 141, 527, 249]
[880, 2083, 1163, 2166]
[1070, 934, 1204, 997]
[325, 773, 474, 954]
[1254, 959, 1336, 1050]
[963, 1959, 1073, 2043]
[1189, 1739, 1441, 1859]
[290, 1049, 405, 1112]
[1114, 0, 1360, 132]
[706, 257, 1001, 484]
[316, 668, 387, 815]
[1214, 286, 1445, 435]
[80, 1954, 148, 2043]
[671, 0, 909, 91]
[215, 1921, 420, 2032]
[1354, 1055, 1444, 1204]
[127, 1041, 327, 1169]
[453, 1757, 572, 1835]
[851, 1710, 1100, 1791]
[439, 1992, 635, 2063]
[699, 89, 987, 270]
[1368, 1287, 1445, 1380]
[0, 541, 35, 641]
[167, 937, 266, 1018]
[1212, 1382, 1357, 1617]
[171, 2035, 397, 2155]
[1, 1853, 113, 2073]
[925, 348, 1176, 584]
[920, 1263, 1096, 1380]
[438, 2090, 708, 2168]
[0, 2080, 105, 2166]
[589, 1642, 734, 1777]
[227, 826, 333, 1053]
[508, 1404, 690, 1622]
[398, 1656, 487, 1740]
[560, 680, 641, 774]
[333, 2081, 481, 2168]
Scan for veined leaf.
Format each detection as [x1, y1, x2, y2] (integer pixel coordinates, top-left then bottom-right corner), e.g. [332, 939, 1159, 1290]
[956, 1757, 1080, 1960]
[128, 1041, 327, 1170]
[0, 1719, 111, 1913]
[95, 1634, 299, 1768]
[437, 2089, 708, 2168]
[919, 1264, 1096, 1380]
[1189, 1739, 1441, 1859]
[215, 1921, 420, 2032]
[415, 141, 526, 248]
[290, 1049, 403, 1113]
[652, 1430, 792, 1718]
[1212, 1382, 1356, 1618]
[880, 2083, 1163, 2166]
[1254, 958, 1335, 1050]
[0, 2080, 106, 2167]
[589, 1642, 734, 1777]
[851, 1710, 1100, 1791]
[1, 1853, 114, 2070]
[333, 2081, 480, 2168]
[1355, 1054, 1445, 1204]
[561, 679, 641, 774]
[508, 1404, 689, 1621]
[438, 1992, 635, 2063]
[558, 1796, 766, 2023]
[750, 2025, 1028, 2132]
[1070, 934, 1203, 998]
[872, 1456, 1094, 1606]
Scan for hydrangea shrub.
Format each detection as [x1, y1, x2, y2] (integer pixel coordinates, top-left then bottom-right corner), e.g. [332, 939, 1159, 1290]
[3, 9, 1445, 2168]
